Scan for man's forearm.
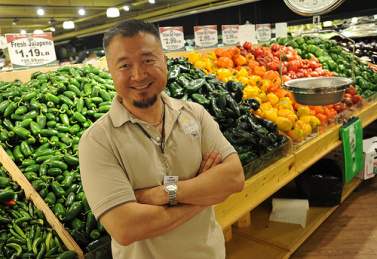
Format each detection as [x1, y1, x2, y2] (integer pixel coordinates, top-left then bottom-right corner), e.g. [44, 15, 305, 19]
[135, 153, 244, 207]
[100, 202, 206, 246]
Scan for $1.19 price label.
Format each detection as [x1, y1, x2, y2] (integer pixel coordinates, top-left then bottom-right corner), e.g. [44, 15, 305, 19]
[160, 27, 185, 52]
[222, 25, 239, 46]
[194, 25, 218, 48]
[6, 33, 58, 71]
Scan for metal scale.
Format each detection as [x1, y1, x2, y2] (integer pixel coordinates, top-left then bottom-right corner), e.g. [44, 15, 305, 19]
[281, 0, 354, 106]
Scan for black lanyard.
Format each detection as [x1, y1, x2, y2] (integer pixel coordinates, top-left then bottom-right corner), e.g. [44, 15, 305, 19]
[135, 110, 165, 154]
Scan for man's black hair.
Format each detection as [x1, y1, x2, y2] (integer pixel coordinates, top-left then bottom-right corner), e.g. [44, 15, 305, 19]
[103, 19, 160, 51]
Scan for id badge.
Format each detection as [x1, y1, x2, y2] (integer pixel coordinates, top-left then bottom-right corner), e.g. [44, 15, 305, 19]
[163, 176, 178, 184]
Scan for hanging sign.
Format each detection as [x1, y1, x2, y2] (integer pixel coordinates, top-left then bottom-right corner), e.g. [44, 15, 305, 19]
[194, 25, 218, 48]
[222, 25, 239, 46]
[159, 27, 185, 52]
[5, 33, 58, 71]
[256, 24, 272, 43]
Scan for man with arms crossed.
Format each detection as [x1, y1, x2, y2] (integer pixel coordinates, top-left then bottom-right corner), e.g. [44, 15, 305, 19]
[79, 19, 245, 258]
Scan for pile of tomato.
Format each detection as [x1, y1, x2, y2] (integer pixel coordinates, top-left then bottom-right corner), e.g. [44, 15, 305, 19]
[183, 42, 346, 142]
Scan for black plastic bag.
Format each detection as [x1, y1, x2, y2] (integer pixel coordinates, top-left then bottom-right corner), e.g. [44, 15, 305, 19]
[295, 158, 343, 207]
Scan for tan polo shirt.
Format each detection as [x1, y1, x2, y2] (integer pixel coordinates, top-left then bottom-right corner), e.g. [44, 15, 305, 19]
[79, 92, 236, 259]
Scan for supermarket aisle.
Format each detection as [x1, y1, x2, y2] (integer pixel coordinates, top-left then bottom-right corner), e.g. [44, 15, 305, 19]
[290, 176, 377, 258]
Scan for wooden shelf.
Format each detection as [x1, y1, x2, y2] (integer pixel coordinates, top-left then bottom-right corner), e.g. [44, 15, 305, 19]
[230, 177, 362, 258]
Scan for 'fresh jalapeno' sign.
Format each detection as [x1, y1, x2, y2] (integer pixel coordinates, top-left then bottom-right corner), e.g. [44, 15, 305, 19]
[6, 33, 58, 71]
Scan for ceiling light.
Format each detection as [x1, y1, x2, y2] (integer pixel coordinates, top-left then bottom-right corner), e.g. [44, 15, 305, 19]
[37, 8, 45, 15]
[107, 7, 120, 17]
[123, 6, 130, 11]
[34, 30, 43, 34]
[50, 27, 55, 32]
[149, 0, 155, 3]
[79, 8, 86, 15]
[20, 29, 26, 34]
[12, 18, 20, 25]
[63, 21, 75, 29]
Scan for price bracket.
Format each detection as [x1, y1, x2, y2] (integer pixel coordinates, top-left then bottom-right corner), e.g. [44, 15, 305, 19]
[194, 25, 218, 49]
[5, 33, 58, 71]
[222, 25, 239, 47]
[256, 24, 272, 43]
[159, 27, 185, 52]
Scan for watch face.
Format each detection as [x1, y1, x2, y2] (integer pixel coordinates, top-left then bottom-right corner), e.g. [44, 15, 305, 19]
[284, 0, 344, 16]
[166, 184, 177, 191]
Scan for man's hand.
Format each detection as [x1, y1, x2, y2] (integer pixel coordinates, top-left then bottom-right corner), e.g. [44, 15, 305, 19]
[197, 150, 222, 175]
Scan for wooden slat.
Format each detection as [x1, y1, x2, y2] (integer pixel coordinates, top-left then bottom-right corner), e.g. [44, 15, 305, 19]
[0, 147, 84, 257]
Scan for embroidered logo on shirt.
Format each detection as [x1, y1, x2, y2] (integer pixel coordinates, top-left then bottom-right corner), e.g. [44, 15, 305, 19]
[190, 131, 200, 139]
[182, 119, 199, 135]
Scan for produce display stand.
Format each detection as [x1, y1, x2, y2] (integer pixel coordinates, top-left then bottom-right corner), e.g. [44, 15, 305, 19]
[1, 53, 376, 258]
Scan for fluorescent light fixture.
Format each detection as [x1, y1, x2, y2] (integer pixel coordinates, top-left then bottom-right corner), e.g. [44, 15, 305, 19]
[50, 27, 55, 32]
[149, 0, 155, 3]
[34, 30, 43, 34]
[63, 21, 75, 29]
[351, 17, 358, 23]
[323, 21, 332, 27]
[37, 8, 45, 15]
[20, 29, 26, 34]
[79, 8, 86, 15]
[107, 8, 120, 17]
[123, 6, 130, 11]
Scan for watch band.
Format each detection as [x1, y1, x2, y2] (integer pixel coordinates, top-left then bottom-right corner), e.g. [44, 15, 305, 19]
[169, 194, 177, 206]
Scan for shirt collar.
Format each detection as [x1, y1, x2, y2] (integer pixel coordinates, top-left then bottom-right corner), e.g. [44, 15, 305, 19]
[109, 92, 184, 128]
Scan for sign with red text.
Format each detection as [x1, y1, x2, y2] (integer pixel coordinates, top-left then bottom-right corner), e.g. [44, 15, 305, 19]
[256, 24, 271, 43]
[6, 33, 58, 71]
[159, 27, 185, 52]
[222, 25, 239, 46]
[194, 25, 218, 48]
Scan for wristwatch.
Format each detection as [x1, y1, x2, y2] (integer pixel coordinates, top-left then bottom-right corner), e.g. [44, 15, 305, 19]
[164, 183, 178, 206]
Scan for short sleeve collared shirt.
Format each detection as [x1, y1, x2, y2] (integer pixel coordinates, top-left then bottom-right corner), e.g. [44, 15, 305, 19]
[79, 92, 236, 258]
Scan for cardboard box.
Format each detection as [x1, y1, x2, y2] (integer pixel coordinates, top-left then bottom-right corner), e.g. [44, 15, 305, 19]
[356, 137, 377, 180]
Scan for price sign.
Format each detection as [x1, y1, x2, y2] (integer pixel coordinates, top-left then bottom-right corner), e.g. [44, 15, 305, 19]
[222, 25, 239, 46]
[194, 25, 218, 48]
[6, 33, 58, 71]
[160, 27, 185, 52]
[256, 24, 271, 43]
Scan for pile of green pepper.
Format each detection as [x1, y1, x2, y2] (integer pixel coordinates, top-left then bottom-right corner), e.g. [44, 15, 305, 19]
[0, 64, 112, 253]
[273, 36, 377, 99]
[165, 57, 288, 166]
[0, 165, 78, 258]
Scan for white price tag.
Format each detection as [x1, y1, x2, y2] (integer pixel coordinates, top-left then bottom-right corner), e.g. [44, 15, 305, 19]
[163, 176, 178, 185]
[5, 33, 58, 71]
[256, 24, 271, 43]
[160, 27, 185, 52]
[194, 25, 218, 48]
[222, 25, 239, 46]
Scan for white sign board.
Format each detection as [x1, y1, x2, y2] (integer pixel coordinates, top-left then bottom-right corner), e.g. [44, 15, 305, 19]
[6, 33, 58, 71]
[222, 25, 239, 46]
[159, 27, 185, 52]
[275, 23, 288, 39]
[239, 24, 256, 45]
[194, 25, 218, 48]
[256, 24, 272, 43]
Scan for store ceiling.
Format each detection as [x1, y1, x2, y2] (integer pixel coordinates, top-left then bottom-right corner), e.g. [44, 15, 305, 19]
[0, 0, 259, 43]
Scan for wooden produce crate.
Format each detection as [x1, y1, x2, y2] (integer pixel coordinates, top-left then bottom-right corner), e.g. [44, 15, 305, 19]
[0, 146, 84, 257]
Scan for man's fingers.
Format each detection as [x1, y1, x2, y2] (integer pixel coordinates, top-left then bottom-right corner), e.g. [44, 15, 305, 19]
[198, 153, 210, 174]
